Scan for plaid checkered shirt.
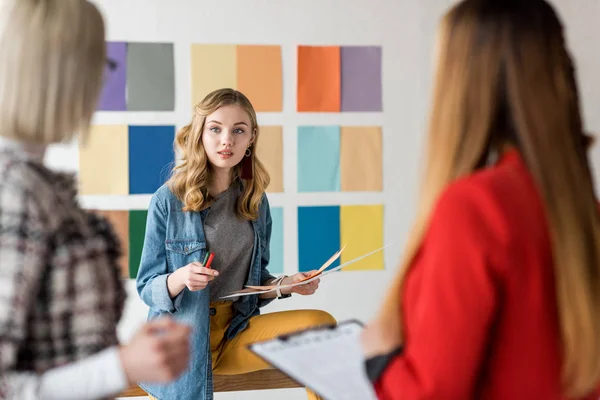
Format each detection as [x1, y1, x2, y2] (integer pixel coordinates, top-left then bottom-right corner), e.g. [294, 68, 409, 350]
[0, 148, 126, 398]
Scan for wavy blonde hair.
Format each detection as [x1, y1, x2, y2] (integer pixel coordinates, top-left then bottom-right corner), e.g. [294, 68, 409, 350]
[378, 1, 600, 396]
[168, 89, 269, 220]
[0, 0, 105, 144]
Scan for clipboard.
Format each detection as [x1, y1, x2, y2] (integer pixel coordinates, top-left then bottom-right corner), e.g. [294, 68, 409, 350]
[248, 320, 377, 400]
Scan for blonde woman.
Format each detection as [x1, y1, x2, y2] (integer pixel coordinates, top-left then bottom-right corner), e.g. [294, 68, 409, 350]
[0, 1, 191, 399]
[136, 88, 336, 400]
[362, 0, 600, 399]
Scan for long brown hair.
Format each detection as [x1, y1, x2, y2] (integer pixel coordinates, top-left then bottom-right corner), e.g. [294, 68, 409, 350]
[379, 0, 600, 396]
[168, 88, 270, 220]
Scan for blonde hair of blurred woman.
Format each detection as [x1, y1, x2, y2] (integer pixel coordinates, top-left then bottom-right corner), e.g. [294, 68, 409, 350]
[0, 0, 105, 145]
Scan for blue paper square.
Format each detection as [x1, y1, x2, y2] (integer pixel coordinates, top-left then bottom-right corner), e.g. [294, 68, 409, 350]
[129, 125, 175, 194]
[267, 207, 284, 275]
[298, 206, 340, 273]
[297, 126, 340, 192]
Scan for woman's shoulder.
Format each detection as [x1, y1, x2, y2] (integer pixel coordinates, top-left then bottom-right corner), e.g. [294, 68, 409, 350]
[0, 153, 76, 231]
[151, 183, 184, 212]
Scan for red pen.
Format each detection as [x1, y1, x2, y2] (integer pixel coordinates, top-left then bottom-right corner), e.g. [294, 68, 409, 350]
[205, 252, 215, 269]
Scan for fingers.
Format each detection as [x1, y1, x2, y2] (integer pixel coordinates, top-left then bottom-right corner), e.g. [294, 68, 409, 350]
[145, 317, 176, 334]
[185, 272, 215, 290]
[152, 323, 191, 381]
[159, 323, 191, 352]
[146, 318, 191, 338]
[293, 279, 320, 295]
[187, 274, 214, 284]
[190, 263, 219, 277]
[183, 263, 219, 291]
[298, 270, 318, 280]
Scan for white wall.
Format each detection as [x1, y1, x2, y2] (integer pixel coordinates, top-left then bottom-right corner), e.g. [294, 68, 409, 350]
[43, 1, 600, 399]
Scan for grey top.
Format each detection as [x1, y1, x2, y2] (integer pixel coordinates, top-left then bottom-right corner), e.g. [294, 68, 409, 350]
[205, 183, 254, 302]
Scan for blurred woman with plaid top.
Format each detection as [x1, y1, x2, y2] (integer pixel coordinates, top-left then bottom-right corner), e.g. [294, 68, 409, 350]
[0, 1, 191, 399]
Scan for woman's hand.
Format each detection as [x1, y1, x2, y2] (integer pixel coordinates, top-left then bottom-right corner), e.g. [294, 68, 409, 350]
[167, 262, 219, 298]
[120, 317, 191, 384]
[361, 316, 403, 359]
[281, 271, 321, 296]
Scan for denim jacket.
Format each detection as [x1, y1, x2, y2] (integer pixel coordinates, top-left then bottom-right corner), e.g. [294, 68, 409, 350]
[136, 183, 275, 400]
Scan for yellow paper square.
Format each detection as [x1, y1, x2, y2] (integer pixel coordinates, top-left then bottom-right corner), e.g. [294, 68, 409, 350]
[340, 205, 384, 271]
[191, 44, 237, 106]
[255, 126, 283, 192]
[79, 125, 128, 195]
[341, 126, 383, 191]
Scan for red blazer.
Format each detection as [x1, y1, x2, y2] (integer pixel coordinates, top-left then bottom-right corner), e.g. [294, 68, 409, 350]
[376, 150, 598, 400]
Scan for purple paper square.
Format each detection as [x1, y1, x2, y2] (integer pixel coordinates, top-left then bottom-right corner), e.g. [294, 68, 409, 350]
[97, 42, 127, 111]
[341, 46, 382, 112]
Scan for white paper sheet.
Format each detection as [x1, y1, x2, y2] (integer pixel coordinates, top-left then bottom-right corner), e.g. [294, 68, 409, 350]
[249, 320, 376, 400]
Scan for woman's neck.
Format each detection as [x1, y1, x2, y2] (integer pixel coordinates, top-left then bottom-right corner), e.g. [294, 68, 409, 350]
[209, 169, 233, 196]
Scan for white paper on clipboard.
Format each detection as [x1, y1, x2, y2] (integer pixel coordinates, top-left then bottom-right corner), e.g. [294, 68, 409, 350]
[248, 320, 376, 400]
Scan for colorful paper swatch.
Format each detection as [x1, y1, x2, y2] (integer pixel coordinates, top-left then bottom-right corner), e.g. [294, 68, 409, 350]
[237, 45, 283, 112]
[298, 205, 384, 272]
[298, 206, 341, 273]
[297, 126, 340, 192]
[341, 46, 383, 112]
[78, 125, 129, 195]
[297, 46, 341, 112]
[340, 126, 383, 191]
[129, 210, 148, 279]
[297, 45, 382, 112]
[127, 42, 175, 111]
[96, 42, 175, 112]
[191, 44, 237, 107]
[98, 42, 127, 111]
[128, 125, 175, 195]
[340, 205, 384, 270]
[190, 44, 282, 111]
[256, 126, 283, 192]
[268, 207, 284, 275]
[298, 125, 383, 193]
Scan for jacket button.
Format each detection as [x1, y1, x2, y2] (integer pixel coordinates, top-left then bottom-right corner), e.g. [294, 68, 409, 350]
[209, 307, 216, 316]
[184, 247, 189, 252]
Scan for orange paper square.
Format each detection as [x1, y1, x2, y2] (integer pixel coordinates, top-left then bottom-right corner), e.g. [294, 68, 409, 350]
[237, 45, 283, 112]
[297, 46, 340, 112]
[255, 126, 283, 192]
[341, 126, 383, 191]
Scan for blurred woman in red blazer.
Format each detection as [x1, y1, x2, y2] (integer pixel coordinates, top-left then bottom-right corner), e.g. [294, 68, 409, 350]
[362, 1, 600, 399]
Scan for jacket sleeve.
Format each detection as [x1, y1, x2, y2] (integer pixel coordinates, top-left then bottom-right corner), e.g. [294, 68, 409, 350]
[375, 182, 502, 400]
[257, 195, 276, 307]
[136, 194, 183, 314]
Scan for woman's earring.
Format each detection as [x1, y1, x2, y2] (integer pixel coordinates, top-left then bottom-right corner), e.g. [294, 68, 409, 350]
[241, 145, 253, 180]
